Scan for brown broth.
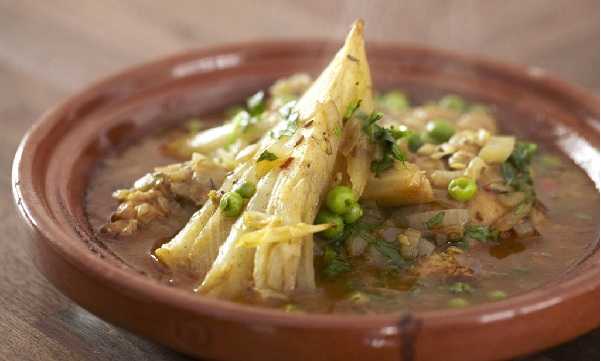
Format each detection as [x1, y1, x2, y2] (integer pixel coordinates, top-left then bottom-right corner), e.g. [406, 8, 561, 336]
[86, 114, 599, 315]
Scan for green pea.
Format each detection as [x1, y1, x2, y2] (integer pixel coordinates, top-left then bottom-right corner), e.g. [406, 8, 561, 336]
[406, 132, 424, 152]
[185, 118, 204, 133]
[326, 186, 356, 215]
[381, 91, 410, 112]
[468, 103, 490, 114]
[219, 191, 244, 217]
[225, 106, 245, 118]
[448, 177, 478, 202]
[439, 94, 466, 112]
[343, 202, 363, 224]
[315, 210, 345, 239]
[448, 297, 469, 308]
[246, 90, 266, 116]
[426, 119, 455, 144]
[487, 290, 507, 300]
[234, 182, 256, 199]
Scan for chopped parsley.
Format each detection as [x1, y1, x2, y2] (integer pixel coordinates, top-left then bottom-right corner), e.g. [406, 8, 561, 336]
[346, 222, 407, 270]
[448, 282, 474, 294]
[257, 150, 278, 162]
[501, 140, 538, 196]
[464, 224, 499, 243]
[369, 238, 407, 269]
[360, 112, 408, 176]
[509, 142, 538, 171]
[425, 212, 444, 229]
[322, 247, 351, 278]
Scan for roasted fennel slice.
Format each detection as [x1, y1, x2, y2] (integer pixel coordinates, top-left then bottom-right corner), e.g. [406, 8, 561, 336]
[194, 20, 374, 299]
[155, 103, 305, 274]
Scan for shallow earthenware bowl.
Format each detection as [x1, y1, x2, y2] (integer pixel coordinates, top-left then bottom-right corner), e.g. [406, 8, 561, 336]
[12, 41, 600, 361]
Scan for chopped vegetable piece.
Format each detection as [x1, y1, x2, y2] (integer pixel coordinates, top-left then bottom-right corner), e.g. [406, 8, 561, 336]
[487, 290, 507, 300]
[246, 90, 266, 116]
[464, 224, 499, 242]
[426, 119, 455, 144]
[448, 282, 474, 294]
[425, 211, 445, 229]
[257, 150, 278, 162]
[185, 118, 205, 133]
[220, 191, 244, 217]
[234, 182, 256, 199]
[315, 210, 345, 239]
[448, 297, 469, 308]
[322, 247, 352, 278]
[369, 238, 407, 269]
[509, 142, 538, 171]
[439, 94, 466, 112]
[479, 136, 515, 163]
[348, 291, 370, 304]
[380, 91, 410, 113]
[448, 177, 478, 202]
[361, 111, 408, 176]
[407, 132, 424, 152]
[343, 202, 363, 224]
[326, 186, 357, 215]
[283, 304, 301, 312]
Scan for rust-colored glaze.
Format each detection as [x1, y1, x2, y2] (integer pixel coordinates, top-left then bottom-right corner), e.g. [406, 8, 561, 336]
[12, 42, 599, 361]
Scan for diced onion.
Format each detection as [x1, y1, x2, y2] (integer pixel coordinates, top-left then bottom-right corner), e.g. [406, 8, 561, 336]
[479, 136, 515, 163]
[430, 170, 463, 188]
[407, 209, 470, 231]
[464, 156, 487, 180]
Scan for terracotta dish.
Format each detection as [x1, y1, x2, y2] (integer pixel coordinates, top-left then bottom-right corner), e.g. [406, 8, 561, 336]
[12, 42, 599, 361]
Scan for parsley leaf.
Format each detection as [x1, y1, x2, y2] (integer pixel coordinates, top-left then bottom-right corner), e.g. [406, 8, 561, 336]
[448, 282, 474, 294]
[501, 141, 538, 196]
[322, 247, 351, 278]
[370, 238, 407, 269]
[509, 142, 538, 171]
[257, 150, 278, 162]
[360, 112, 408, 176]
[464, 224, 499, 242]
[425, 212, 445, 229]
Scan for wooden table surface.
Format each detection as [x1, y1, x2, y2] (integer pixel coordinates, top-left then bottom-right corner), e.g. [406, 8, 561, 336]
[1, 1, 598, 360]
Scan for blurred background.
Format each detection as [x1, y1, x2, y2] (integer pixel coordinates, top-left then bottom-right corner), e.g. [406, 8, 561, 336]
[0, 1, 598, 360]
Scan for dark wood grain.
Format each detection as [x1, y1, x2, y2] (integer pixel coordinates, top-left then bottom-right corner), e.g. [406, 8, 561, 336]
[1, 1, 598, 360]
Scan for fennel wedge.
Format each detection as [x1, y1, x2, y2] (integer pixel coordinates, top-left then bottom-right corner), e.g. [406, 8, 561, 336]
[194, 20, 375, 299]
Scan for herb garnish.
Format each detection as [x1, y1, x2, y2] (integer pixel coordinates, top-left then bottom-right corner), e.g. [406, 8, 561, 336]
[509, 142, 538, 171]
[501, 141, 538, 197]
[448, 282, 474, 294]
[347, 222, 407, 269]
[322, 247, 352, 278]
[257, 150, 278, 162]
[464, 224, 499, 243]
[360, 112, 407, 176]
[425, 212, 444, 229]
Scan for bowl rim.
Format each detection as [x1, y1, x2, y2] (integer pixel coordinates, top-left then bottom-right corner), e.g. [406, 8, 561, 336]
[12, 40, 600, 329]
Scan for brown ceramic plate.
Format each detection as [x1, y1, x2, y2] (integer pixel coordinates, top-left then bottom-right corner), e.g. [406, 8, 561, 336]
[12, 42, 599, 361]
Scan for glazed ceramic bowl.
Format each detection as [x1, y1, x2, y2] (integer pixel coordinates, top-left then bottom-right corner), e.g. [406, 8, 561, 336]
[12, 42, 599, 361]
